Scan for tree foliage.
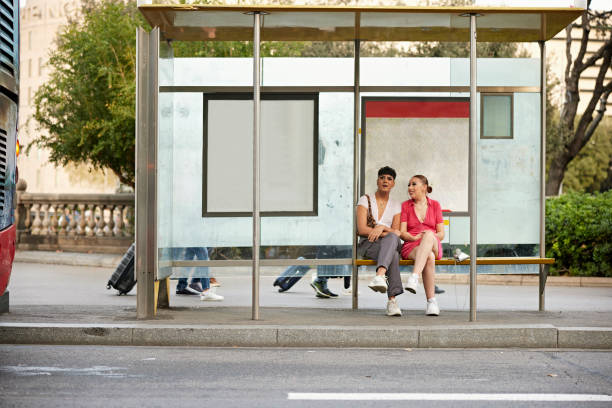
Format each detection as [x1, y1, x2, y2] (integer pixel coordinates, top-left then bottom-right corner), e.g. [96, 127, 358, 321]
[408, 41, 529, 58]
[546, 1, 612, 195]
[32, 0, 147, 187]
[563, 118, 612, 193]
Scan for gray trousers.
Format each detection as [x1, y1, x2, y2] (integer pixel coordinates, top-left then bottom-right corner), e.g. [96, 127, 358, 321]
[358, 233, 404, 298]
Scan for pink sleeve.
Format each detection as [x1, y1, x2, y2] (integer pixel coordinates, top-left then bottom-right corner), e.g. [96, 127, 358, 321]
[435, 200, 443, 225]
[400, 202, 408, 223]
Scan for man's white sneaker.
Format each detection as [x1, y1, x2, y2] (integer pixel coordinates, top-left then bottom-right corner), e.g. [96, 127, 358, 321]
[386, 299, 402, 316]
[200, 290, 224, 301]
[426, 298, 440, 316]
[404, 273, 418, 294]
[368, 275, 388, 293]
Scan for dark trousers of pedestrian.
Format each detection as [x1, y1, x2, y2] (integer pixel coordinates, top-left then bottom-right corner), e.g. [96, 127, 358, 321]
[358, 233, 404, 298]
[175, 247, 210, 291]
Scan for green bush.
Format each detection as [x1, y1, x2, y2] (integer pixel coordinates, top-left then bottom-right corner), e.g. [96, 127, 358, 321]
[546, 191, 612, 277]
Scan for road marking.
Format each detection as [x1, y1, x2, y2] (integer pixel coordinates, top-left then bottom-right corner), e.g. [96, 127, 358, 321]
[288, 393, 612, 402]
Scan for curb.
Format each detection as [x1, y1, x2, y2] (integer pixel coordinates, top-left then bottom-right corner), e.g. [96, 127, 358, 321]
[1, 323, 610, 349]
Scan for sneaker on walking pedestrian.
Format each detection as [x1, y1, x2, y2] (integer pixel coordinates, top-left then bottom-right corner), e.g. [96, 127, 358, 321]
[200, 290, 224, 301]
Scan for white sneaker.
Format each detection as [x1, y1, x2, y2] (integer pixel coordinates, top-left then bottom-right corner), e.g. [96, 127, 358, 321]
[342, 287, 361, 295]
[404, 273, 418, 294]
[368, 275, 388, 293]
[386, 299, 402, 316]
[426, 298, 440, 316]
[200, 290, 224, 301]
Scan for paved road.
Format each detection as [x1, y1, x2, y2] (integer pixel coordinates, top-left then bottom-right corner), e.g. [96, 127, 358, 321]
[9, 261, 612, 312]
[1, 346, 611, 408]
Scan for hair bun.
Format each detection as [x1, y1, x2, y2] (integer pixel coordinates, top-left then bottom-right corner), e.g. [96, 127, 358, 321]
[427, 186, 433, 194]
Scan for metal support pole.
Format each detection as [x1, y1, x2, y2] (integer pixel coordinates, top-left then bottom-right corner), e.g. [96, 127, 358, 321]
[252, 12, 261, 320]
[469, 15, 478, 322]
[539, 41, 547, 312]
[352, 39, 360, 310]
[135, 27, 159, 319]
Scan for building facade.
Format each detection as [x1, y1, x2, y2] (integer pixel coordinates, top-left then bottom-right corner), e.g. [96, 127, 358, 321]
[18, 0, 119, 193]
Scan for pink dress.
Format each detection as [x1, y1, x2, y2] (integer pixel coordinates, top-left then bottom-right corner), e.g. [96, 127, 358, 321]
[400, 197, 443, 260]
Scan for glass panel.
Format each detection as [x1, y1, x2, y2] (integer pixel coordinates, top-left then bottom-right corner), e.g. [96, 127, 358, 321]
[158, 40, 174, 280]
[205, 95, 316, 215]
[264, 11, 354, 28]
[482, 94, 512, 138]
[260, 92, 354, 259]
[362, 97, 469, 213]
[362, 12, 451, 29]
[174, 11, 252, 28]
[478, 93, 540, 248]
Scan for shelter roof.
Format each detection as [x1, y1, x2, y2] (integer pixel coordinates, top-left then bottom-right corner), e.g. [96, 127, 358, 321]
[138, 4, 583, 43]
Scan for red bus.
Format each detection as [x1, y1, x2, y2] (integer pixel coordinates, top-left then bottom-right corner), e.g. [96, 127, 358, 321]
[0, 0, 19, 310]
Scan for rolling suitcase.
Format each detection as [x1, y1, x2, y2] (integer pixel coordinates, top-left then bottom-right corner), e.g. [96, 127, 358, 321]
[106, 243, 136, 295]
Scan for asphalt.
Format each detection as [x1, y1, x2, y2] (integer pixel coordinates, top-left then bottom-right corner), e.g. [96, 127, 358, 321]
[1, 250, 611, 349]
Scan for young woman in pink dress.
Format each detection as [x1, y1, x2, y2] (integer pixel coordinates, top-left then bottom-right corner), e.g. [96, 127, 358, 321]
[399, 175, 444, 316]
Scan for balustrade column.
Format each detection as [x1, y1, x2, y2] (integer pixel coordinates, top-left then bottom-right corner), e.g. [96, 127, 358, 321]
[31, 204, 42, 235]
[57, 204, 67, 236]
[113, 205, 124, 237]
[95, 205, 105, 237]
[67, 204, 77, 236]
[103, 205, 114, 237]
[40, 204, 50, 236]
[78, 204, 87, 236]
[48, 204, 57, 236]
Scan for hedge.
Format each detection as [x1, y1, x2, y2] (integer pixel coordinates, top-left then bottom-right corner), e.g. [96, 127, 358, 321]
[546, 190, 612, 277]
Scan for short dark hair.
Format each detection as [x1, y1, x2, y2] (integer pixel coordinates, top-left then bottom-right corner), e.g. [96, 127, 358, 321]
[378, 166, 396, 180]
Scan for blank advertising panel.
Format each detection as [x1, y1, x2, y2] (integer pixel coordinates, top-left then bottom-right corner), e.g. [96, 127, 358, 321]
[204, 94, 317, 216]
[362, 98, 469, 213]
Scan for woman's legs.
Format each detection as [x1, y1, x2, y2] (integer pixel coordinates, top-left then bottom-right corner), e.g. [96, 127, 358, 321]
[421, 252, 435, 300]
[408, 231, 438, 299]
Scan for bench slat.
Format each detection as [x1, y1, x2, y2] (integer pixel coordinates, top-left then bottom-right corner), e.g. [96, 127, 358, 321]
[355, 257, 555, 266]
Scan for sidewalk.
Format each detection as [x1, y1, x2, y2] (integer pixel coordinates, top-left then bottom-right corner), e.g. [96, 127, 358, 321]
[13, 250, 612, 287]
[2, 251, 611, 349]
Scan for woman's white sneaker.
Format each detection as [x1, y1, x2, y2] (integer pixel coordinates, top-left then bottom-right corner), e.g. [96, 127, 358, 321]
[368, 275, 388, 293]
[200, 290, 224, 301]
[386, 299, 402, 316]
[404, 273, 418, 294]
[426, 298, 440, 316]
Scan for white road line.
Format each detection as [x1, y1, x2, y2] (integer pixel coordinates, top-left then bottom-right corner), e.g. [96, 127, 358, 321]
[288, 393, 612, 402]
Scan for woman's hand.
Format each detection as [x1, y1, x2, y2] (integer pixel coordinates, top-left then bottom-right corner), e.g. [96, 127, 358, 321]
[368, 224, 385, 242]
[404, 232, 423, 242]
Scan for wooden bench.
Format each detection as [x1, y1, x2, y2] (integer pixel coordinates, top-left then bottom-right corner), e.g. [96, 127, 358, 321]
[356, 257, 555, 266]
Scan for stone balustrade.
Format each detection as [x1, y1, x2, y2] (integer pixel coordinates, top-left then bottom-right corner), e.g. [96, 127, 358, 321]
[15, 180, 134, 254]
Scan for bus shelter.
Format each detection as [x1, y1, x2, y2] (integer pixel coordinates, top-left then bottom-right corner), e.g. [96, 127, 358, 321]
[134, 3, 582, 319]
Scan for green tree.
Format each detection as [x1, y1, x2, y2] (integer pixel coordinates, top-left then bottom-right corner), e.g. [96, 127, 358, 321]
[563, 118, 612, 193]
[546, 2, 612, 195]
[408, 41, 529, 58]
[32, 0, 147, 187]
